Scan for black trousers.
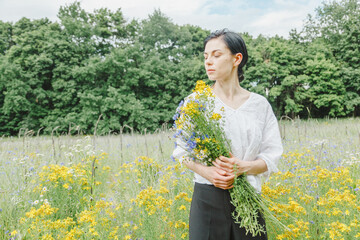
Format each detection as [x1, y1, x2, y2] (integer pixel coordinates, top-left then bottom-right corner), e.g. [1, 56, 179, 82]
[189, 182, 268, 240]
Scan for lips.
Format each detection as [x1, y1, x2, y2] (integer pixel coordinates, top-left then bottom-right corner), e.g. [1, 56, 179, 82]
[207, 69, 215, 73]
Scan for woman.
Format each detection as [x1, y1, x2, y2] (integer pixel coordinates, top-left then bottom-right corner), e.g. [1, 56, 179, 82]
[172, 29, 283, 240]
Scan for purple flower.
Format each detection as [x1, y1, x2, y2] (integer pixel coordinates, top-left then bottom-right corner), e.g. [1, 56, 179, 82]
[186, 139, 197, 150]
[173, 130, 183, 138]
[172, 113, 179, 120]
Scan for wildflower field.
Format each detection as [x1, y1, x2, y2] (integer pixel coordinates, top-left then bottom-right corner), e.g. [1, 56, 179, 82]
[0, 118, 359, 240]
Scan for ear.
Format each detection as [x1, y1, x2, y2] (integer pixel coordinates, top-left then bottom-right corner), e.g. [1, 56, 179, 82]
[233, 53, 243, 67]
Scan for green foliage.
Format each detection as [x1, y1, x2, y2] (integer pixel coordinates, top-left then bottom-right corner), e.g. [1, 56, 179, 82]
[0, 0, 359, 136]
[300, 0, 360, 116]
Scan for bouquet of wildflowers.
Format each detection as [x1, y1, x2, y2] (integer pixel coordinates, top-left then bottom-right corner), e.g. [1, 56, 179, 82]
[173, 80, 286, 236]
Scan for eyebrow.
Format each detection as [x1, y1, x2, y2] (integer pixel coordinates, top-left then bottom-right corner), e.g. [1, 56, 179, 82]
[204, 49, 222, 55]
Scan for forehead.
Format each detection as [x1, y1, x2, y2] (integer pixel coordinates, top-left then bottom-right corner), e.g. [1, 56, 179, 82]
[204, 38, 229, 54]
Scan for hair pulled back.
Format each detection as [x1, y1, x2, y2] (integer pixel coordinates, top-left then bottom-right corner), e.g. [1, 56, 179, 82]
[204, 29, 248, 82]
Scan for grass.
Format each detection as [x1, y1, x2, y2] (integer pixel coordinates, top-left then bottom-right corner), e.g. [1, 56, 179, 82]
[0, 118, 359, 239]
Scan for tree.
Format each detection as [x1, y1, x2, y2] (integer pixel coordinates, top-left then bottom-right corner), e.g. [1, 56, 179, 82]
[244, 36, 309, 117]
[300, 0, 360, 116]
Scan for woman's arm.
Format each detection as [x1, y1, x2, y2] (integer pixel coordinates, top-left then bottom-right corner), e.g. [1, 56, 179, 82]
[214, 100, 282, 178]
[183, 159, 236, 190]
[213, 153, 268, 176]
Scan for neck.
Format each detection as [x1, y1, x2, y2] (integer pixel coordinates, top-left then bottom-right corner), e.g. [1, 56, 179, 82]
[213, 75, 242, 100]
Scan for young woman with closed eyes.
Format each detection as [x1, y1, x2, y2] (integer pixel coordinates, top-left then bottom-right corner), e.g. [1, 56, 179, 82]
[172, 29, 283, 240]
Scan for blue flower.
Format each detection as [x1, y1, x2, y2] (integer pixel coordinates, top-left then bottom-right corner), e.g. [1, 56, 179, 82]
[172, 113, 179, 120]
[173, 130, 183, 138]
[187, 139, 197, 150]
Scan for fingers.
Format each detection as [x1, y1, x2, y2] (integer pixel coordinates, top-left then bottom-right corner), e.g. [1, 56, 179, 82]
[219, 155, 230, 162]
[218, 156, 236, 165]
[214, 166, 227, 175]
[208, 165, 235, 189]
[214, 159, 234, 173]
[215, 184, 234, 190]
[212, 160, 223, 170]
[213, 180, 234, 190]
[212, 173, 234, 188]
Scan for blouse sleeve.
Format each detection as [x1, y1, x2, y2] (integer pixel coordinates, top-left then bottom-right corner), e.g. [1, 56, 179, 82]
[256, 101, 283, 180]
[171, 95, 193, 164]
[171, 137, 189, 164]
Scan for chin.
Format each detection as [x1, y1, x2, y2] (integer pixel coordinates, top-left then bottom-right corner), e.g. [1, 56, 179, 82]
[207, 75, 216, 81]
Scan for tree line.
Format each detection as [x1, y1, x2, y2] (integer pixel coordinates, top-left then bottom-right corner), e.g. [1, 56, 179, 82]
[0, 0, 359, 136]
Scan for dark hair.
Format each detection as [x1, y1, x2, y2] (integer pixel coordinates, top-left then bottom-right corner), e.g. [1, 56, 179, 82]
[204, 29, 248, 82]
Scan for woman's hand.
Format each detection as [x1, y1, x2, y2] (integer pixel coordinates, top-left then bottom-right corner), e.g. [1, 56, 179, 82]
[206, 166, 235, 189]
[213, 152, 268, 176]
[213, 152, 251, 176]
[183, 158, 235, 190]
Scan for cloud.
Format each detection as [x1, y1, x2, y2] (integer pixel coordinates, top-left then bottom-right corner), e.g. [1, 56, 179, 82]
[249, 0, 324, 37]
[0, 0, 75, 22]
[250, 10, 304, 37]
[199, 0, 247, 15]
[0, 0, 326, 38]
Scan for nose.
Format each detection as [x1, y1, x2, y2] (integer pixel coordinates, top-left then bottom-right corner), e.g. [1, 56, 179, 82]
[205, 57, 213, 66]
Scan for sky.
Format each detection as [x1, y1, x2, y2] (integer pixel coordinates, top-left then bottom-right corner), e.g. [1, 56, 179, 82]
[0, 0, 325, 38]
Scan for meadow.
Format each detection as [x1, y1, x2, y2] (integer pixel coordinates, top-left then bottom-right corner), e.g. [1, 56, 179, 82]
[0, 118, 359, 239]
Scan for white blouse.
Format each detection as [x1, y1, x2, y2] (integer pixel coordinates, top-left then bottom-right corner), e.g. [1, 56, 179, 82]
[172, 92, 283, 193]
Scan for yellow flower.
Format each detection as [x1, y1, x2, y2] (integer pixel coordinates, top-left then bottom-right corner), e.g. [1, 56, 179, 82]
[179, 205, 187, 211]
[210, 113, 222, 120]
[123, 235, 131, 240]
[193, 80, 206, 93]
[41, 233, 54, 240]
[102, 166, 111, 171]
[193, 80, 214, 97]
